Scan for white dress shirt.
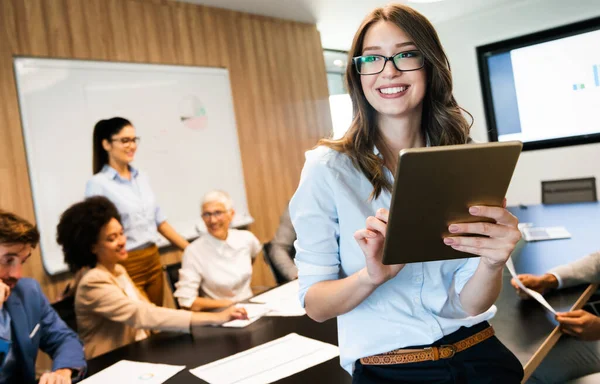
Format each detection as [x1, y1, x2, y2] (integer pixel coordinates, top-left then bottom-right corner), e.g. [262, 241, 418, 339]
[290, 146, 495, 374]
[174, 229, 262, 308]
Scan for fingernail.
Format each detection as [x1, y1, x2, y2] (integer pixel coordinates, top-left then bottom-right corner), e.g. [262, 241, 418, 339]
[443, 238, 454, 245]
[469, 207, 479, 214]
[449, 225, 459, 233]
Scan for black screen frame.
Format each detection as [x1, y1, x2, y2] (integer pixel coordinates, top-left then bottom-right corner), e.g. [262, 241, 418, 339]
[477, 16, 600, 151]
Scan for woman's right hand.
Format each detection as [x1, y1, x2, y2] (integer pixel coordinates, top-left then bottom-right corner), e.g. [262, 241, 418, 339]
[215, 306, 248, 324]
[354, 208, 405, 286]
[511, 273, 558, 299]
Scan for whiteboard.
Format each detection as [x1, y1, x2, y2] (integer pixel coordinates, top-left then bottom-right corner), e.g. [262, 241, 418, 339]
[14, 58, 251, 275]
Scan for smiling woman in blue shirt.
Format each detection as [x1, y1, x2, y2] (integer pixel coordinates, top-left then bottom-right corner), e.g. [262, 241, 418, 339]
[85, 117, 190, 307]
[290, 4, 523, 384]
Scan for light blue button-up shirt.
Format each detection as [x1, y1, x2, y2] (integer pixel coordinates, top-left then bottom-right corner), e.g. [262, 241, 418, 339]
[290, 146, 495, 374]
[85, 165, 166, 251]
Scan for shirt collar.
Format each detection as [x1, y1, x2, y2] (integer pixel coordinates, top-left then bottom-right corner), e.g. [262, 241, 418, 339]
[101, 164, 139, 181]
[206, 230, 242, 250]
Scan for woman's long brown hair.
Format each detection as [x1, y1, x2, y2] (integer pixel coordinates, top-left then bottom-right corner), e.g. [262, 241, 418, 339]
[320, 4, 472, 199]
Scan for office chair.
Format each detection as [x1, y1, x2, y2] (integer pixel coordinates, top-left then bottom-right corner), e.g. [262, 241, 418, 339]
[51, 295, 77, 332]
[163, 262, 182, 309]
[541, 177, 597, 204]
[262, 242, 296, 285]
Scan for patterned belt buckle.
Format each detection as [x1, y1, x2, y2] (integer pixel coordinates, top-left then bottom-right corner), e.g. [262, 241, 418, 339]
[438, 344, 457, 359]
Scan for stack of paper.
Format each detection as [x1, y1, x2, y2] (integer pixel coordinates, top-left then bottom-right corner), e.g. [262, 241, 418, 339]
[80, 360, 185, 384]
[189, 333, 339, 384]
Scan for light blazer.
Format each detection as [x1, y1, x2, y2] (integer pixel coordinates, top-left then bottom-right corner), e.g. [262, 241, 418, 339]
[550, 251, 600, 288]
[75, 264, 191, 359]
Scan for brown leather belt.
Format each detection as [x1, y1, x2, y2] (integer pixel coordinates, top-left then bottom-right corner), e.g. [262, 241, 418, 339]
[360, 326, 495, 366]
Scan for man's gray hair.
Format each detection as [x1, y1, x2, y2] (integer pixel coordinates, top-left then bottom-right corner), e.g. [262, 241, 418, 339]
[201, 190, 233, 211]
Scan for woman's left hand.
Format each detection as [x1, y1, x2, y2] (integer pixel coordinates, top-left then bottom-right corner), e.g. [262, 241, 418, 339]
[443, 199, 521, 268]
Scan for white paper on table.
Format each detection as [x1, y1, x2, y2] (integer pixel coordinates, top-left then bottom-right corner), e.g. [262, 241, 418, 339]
[506, 257, 557, 314]
[222, 304, 271, 328]
[79, 360, 185, 384]
[264, 300, 306, 317]
[250, 280, 306, 317]
[250, 280, 300, 303]
[189, 333, 339, 384]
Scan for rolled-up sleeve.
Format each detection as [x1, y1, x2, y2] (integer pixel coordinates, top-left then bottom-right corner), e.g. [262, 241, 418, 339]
[289, 149, 341, 307]
[173, 247, 202, 309]
[154, 205, 167, 226]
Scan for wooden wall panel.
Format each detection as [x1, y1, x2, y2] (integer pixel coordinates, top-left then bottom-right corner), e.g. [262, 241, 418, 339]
[0, 0, 332, 302]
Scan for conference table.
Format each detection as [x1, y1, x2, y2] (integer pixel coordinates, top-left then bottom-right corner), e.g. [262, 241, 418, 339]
[87, 203, 600, 383]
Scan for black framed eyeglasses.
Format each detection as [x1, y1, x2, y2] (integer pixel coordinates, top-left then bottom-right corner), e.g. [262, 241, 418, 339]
[353, 50, 425, 75]
[111, 137, 141, 146]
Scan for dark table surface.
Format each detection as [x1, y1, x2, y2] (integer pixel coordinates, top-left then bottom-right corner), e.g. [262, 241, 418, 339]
[491, 203, 600, 365]
[87, 203, 600, 382]
[87, 315, 350, 383]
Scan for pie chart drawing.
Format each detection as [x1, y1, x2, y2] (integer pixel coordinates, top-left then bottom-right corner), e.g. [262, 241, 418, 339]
[180, 95, 207, 130]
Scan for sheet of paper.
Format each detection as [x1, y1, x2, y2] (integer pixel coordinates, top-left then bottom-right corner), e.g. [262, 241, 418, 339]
[250, 280, 300, 303]
[264, 301, 306, 317]
[506, 257, 557, 314]
[222, 304, 271, 328]
[189, 333, 339, 384]
[250, 280, 306, 317]
[80, 360, 185, 384]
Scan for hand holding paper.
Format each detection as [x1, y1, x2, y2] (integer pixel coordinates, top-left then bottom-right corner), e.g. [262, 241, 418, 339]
[506, 257, 557, 314]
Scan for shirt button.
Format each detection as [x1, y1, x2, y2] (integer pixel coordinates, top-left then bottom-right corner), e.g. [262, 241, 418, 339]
[413, 297, 420, 304]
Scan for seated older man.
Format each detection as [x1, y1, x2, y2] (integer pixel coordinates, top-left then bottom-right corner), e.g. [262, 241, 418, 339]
[174, 191, 262, 310]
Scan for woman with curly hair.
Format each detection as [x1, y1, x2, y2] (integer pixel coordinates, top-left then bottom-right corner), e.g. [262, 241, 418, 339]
[290, 4, 523, 383]
[56, 196, 247, 359]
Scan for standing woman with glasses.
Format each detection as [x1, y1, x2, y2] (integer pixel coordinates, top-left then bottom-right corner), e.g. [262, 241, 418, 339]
[290, 4, 523, 384]
[85, 117, 190, 307]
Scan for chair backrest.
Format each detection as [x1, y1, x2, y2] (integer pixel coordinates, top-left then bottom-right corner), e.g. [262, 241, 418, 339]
[51, 295, 77, 333]
[163, 262, 182, 309]
[262, 242, 294, 285]
[542, 177, 597, 204]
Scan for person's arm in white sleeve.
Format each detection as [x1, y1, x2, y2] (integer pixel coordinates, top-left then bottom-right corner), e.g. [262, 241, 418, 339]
[549, 251, 600, 289]
[290, 150, 383, 323]
[250, 233, 262, 264]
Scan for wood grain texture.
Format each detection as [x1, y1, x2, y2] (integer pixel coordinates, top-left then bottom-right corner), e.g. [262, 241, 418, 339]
[0, 0, 332, 302]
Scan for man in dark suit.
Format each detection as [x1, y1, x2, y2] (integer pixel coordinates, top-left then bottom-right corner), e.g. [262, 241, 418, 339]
[0, 210, 86, 384]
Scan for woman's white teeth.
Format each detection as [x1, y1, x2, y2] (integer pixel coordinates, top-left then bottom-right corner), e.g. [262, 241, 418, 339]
[380, 86, 407, 94]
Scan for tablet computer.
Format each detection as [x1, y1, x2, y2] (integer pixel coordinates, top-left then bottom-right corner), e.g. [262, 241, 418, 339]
[382, 141, 522, 265]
